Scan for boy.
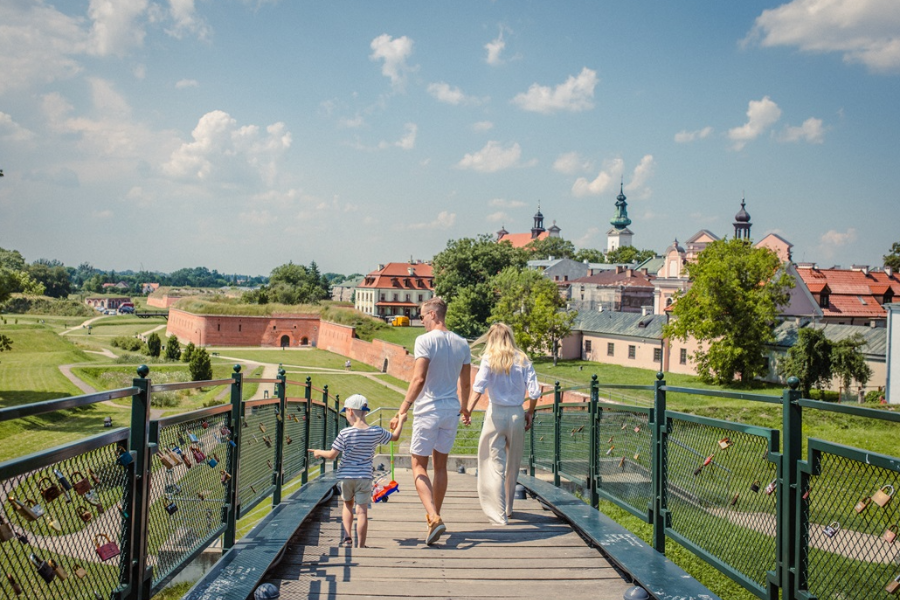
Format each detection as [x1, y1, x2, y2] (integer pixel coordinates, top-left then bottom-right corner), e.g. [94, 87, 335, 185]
[310, 394, 406, 548]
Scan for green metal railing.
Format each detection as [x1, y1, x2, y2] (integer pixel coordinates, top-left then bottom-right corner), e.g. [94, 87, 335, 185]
[527, 374, 900, 600]
[0, 366, 346, 600]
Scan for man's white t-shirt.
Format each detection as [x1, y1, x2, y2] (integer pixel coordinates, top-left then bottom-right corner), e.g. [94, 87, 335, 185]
[413, 329, 471, 414]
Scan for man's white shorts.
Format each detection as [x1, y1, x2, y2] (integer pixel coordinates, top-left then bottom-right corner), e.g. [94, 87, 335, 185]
[410, 407, 460, 456]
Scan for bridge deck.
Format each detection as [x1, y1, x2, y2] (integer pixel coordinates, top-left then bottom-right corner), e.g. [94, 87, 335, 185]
[263, 468, 632, 599]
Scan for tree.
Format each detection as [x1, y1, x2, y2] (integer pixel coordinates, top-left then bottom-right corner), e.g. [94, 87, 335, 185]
[574, 248, 605, 263]
[432, 234, 528, 303]
[605, 246, 657, 265]
[181, 341, 196, 363]
[830, 334, 872, 401]
[884, 242, 900, 272]
[164, 336, 181, 361]
[489, 267, 575, 363]
[0, 334, 11, 353]
[445, 284, 494, 338]
[0, 246, 44, 304]
[664, 238, 793, 385]
[780, 328, 832, 397]
[189, 347, 213, 381]
[524, 237, 576, 260]
[146, 332, 162, 358]
[27, 262, 71, 298]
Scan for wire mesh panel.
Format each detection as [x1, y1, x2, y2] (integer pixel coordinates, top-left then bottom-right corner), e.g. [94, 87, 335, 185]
[596, 405, 653, 520]
[664, 413, 778, 596]
[451, 411, 483, 455]
[532, 408, 555, 472]
[0, 432, 130, 600]
[325, 403, 337, 449]
[559, 406, 591, 485]
[282, 400, 308, 483]
[238, 401, 278, 517]
[802, 441, 900, 600]
[308, 403, 326, 455]
[149, 409, 232, 588]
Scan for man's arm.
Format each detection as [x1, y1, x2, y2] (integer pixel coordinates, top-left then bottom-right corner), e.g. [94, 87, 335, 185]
[391, 357, 429, 428]
[458, 364, 471, 414]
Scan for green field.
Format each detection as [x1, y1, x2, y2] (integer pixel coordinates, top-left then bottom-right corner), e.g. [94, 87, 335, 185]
[364, 325, 424, 352]
[207, 347, 378, 372]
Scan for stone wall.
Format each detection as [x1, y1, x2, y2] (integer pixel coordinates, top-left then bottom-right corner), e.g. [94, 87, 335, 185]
[166, 308, 319, 347]
[148, 295, 182, 308]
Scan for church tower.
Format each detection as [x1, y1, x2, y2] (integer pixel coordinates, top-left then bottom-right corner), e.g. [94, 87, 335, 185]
[606, 183, 634, 252]
[531, 204, 546, 239]
[733, 197, 752, 241]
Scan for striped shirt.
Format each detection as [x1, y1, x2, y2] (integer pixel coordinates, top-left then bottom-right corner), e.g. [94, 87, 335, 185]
[331, 426, 393, 479]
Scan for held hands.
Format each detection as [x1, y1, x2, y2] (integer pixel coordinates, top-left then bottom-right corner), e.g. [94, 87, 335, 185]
[460, 406, 471, 427]
[524, 411, 534, 432]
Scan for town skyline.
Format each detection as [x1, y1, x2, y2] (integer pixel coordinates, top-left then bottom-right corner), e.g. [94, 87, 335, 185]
[1, 1, 898, 276]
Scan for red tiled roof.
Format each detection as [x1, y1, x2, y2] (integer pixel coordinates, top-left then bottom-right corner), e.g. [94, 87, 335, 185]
[796, 267, 900, 319]
[570, 269, 654, 288]
[497, 231, 549, 248]
[806, 282, 829, 293]
[359, 262, 434, 290]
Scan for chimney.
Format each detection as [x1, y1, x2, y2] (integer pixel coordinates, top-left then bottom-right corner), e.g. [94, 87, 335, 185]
[407, 267, 415, 276]
[640, 268, 649, 276]
[377, 264, 385, 271]
[852, 264, 870, 275]
[626, 268, 634, 277]
[616, 266, 624, 274]
[642, 306, 651, 316]
[548, 255, 555, 261]
[885, 266, 894, 277]
[871, 320, 877, 328]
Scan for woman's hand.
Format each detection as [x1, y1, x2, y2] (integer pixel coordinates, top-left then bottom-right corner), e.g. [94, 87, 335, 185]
[524, 411, 534, 432]
[460, 406, 471, 426]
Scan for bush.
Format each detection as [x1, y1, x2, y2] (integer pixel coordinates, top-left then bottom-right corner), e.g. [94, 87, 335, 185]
[150, 391, 180, 408]
[111, 336, 144, 352]
[164, 336, 181, 361]
[189, 347, 213, 381]
[146, 332, 161, 358]
[182, 341, 195, 363]
[1, 296, 94, 317]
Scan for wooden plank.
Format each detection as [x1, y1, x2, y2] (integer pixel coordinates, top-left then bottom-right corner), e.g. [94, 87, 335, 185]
[284, 546, 603, 560]
[278, 555, 610, 568]
[278, 565, 622, 580]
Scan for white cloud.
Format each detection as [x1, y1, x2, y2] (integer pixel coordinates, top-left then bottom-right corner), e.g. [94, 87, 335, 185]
[572, 158, 624, 197]
[575, 227, 600, 249]
[370, 34, 415, 89]
[166, 0, 211, 41]
[728, 96, 782, 150]
[511, 67, 598, 114]
[407, 210, 456, 230]
[175, 78, 199, 89]
[0, 112, 34, 142]
[489, 198, 526, 209]
[427, 82, 484, 105]
[133, 64, 146, 79]
[674, 126, 713, 143]
[486, 211, 507, 223]
[395, 123, 417, 150]
[553, 151, 591, 174]
[87, 0, 150, 57]
[778, 117, 826, 143]
[339, 115, 364, 128]
[472, 121, 494, 132]
[624, 154, 655, 199]
[485, 26, 507, 65]
[457, 141, 532, 173]
[821, 227, 857, 246]
[747, 0, 900, 73]
[92, 209, 114, 219]
[163, 110, 292, 185]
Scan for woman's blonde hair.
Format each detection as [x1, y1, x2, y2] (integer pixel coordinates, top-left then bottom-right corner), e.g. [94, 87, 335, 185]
[472, 322, 526, 375]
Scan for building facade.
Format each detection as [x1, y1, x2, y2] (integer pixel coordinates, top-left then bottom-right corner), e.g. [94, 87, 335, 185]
[166, 308, 319, 347]
[354, 262, 434, 319]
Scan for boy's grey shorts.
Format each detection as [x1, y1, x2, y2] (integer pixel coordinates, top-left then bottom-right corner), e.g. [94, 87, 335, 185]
[339, 478, 372, 506]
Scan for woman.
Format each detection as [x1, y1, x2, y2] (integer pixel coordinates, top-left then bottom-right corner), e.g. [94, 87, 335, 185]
[463, 323, 541, 526]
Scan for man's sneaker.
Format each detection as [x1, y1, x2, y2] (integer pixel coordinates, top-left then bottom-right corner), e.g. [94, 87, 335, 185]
[425, 514, 446, 545]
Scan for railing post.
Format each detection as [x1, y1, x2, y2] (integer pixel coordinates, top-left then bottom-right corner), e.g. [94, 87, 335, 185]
[333, 395, 340, 472]
[302, 377, 312, 485]
[272, 368, 287, 506]
[223, 365, 242, 551]
[529, 402, 536, 478]
[781, 376, 803, 599]
[321, 385, 329, 477]
[553, 381, 561, 487]
[589, 375, 599, 509]
[651, 371, 667, 554]
[122, 365, 153, 600]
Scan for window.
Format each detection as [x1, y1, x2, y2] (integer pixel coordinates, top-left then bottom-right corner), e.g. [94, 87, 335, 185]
[585, 340, 592, 353]
[653, 348, 662, 362]
[405, 294, 410, 302]
[607, 343, 614, 356]
[563, 275, 568, 281]
[380, 294, 385, 301]
[819, 293, 829, 308]
[628, 345, 636, 359]
[679, 348, 687, 365]
[418, 294, 423, 302]
[393, 293, 398, 301]
[217, 324, 220, 332]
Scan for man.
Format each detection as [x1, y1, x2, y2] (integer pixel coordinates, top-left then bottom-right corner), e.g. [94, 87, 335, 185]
[391, 297, 471, 545]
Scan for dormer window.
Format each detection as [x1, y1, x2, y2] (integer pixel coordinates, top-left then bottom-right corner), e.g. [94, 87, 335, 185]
[819, 292, 829, 308]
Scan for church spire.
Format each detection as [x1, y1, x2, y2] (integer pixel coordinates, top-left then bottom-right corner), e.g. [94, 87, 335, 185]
[610, 182, 632, 230]
[733, 195, 751, 241]
[531, 202, 546, 239]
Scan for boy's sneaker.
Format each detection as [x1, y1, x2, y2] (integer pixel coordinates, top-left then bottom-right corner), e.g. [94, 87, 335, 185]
[425, 514, 446, 545]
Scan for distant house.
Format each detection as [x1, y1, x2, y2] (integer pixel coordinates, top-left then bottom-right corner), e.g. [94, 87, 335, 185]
[85, 297, 131, 309]
[567, 266, 655, 314]
[496, 206, 560, 249]
[793, 264, 899, 326]
[332, 276, 363, 303]
[561, 311, 666, 371]
[355, 262, 434, 319]
[141, 283, 160, 295]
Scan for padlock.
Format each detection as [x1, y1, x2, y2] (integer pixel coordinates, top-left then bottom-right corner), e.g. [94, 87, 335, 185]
[276, 409, 283, 423]
[251, 485, 257, 494]
[165, 500, 178, 516]
[157, 451, 175, 469]
[252, 434, 259, 444]
[263, 436, 272, 448]
[30, 552, 56, 583]
[887, 574, 900, 594]
[750, 480, 760, 493]
[95, 533, 119, 561]
[191, 445, 206, 463]
[883, 525, 898, 544]
[88, 469, 102, 486]
[730, 493, 739, 507]
[173, 446, 191, 468]
[164, 482, 182, 495]
[693, 466, 703, 476]
[286, 435, 293, 445]
[855, 496, 872, 514]
[703, 455, 714, 467]
[39, 477, 62, 503]
[634, 426, 640, 433]
[49, 559, 67, 580]
[802, 487, 810, 501]
[824, 522, 840, 538]
[6, 573, 22, 595]
[605, 446, 614, 456]
[620, 422, 626, 430]
[47, 517, 62, 533]
[267, 459, 273, 470]
[188, 432, 200, 444]
[178, 434, 187, 445]
[0, 516, 14, 542]
[166, 449, 182, 466]
[201, 420, 209, 429]
[10, 496, 40, 521]
[874, 485, 895, 508]
[198, 490, 209, 500]
[607, 437, 613, 444]
[228, 438, 237, 448]
[242, 417, 248, 428]
[116, 503, 129, 519]
[71, 471, 91, 495]
[718, 437, 732, 450]
[25, 499, 44, 518]
[117, 447, 133, 467]
[633, 452, 640, 460]
[78, 506, 93, 523]
[220, 471, 232, 485]
[85, 490, 104, 513]
[765, 479, 777, 495]
[259, 423, 266, 434]
[207, 454, 219, 469]
[74, 564, 87, 579]
[220, 425, 232, 438]
[618, 456, 626, 469]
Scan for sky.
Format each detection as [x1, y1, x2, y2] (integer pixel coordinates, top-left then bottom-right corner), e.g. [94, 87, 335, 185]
[1, 1, 899, 277]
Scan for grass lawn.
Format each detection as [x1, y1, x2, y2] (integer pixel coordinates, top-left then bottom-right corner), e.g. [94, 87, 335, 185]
[366, 325, 424, 353]
[208, 347, 378, 372]
[64, 315, 168, 341]
[283, 372, 405, 411]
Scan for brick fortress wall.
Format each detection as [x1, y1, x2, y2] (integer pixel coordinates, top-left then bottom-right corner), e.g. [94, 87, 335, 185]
[167, 308, 320, 348]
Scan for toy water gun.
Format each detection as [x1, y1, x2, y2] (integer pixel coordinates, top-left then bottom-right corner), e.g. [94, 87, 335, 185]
[373, 479, 399, 503]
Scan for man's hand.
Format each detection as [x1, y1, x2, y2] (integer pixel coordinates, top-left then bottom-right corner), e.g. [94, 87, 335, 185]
[390, 414, 401, 430]
[460, 407, 471, 426]
[524, 411, 534, 432]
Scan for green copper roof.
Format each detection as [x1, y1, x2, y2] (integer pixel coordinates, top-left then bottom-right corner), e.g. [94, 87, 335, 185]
[610, 183, 632, 230]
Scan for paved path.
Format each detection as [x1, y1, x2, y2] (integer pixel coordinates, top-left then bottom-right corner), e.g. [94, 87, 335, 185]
[265, 468, 631, 599]
[60, 315, 106, 336]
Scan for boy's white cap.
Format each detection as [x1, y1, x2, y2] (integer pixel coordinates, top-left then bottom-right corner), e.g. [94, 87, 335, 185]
[341, 394, 370, 413]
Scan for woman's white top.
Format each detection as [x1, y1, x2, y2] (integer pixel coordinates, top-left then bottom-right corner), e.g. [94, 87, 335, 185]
[472, 357, 542, 406]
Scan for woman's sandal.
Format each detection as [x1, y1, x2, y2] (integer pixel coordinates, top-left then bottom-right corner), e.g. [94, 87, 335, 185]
[340, 537, 353, 547]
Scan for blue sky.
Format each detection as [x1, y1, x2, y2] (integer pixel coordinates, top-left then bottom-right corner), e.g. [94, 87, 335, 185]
[1, 1, 898, 276]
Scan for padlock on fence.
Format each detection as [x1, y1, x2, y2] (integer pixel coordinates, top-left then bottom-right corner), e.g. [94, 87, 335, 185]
[276, 408, 282, 423]
[750, 480, 760, 493]
[824, 521, 840, 538]
[220, 471, 232, 485]
[765, 479, 777, 495]
[39, 477, 62, 503]
[26, 498, 45, 519]
[730, 493, 739, 507]
[6, 574, 22, 595]
[49, 559, 67, 580]
[207, 454, 219, 469]
[220, 425, 232, 438]
[78, 506, 93, 523]
[157, 451, 175, 469]
[618, 456, 626, 469]
[886, 574, 900, 594]
[855, 496, 872, 514]
[74, 564, 87, 579]
[166, 449, 182, 466]
[201, 420, 209, 429]
[259, 423, 267, 434]
[47, 517, 62, 532]
[116, 447, 133, 467]
[188, 432, 200, 444]
[89, 469, 102, 486]
[633, 452, 640, 460]
[71, 471, 91, 495]
[286, 435, 292, 445]
[874, 485, 895, 508]
[191, 445, 206, 463]
[165, 500, 178, 516]
[94, 534, 119, 561]
[267, 459, 273, 470]
[10, 496, 42, 521]
[883, 524, 898, 544]
[718, 437, 732, 450]
[30, 552, 56, 583]
[85, 490, 104, 513]
[263, 436, 273, 448]
[242, 417, 249, 428]
[605, 446, 614, 456]
[0, 515, 14, 542]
